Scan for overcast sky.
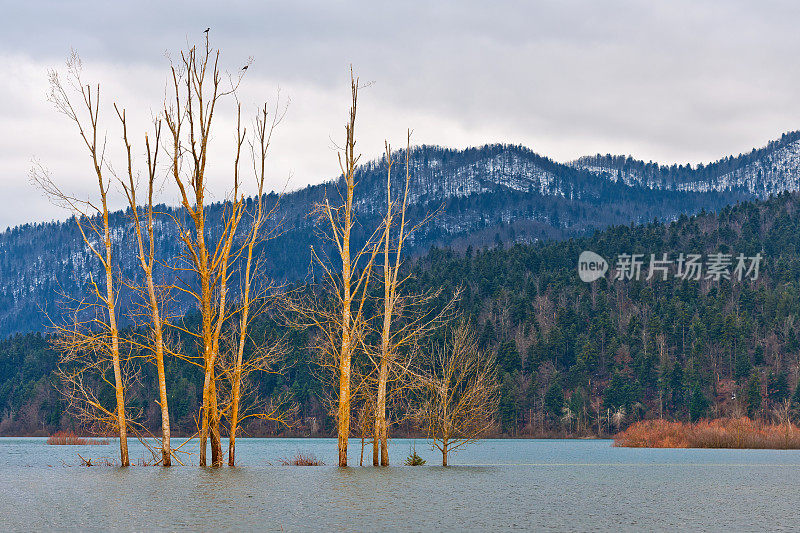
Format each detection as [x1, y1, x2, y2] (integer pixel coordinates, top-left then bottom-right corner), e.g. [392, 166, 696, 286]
[2, 1, 800, 228]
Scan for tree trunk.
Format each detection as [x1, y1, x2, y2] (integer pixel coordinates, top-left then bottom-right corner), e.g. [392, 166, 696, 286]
[145, 267, 170, 466]
[155, 326, 171, 466]
[338, 342, 351, 467]
[338, 191, 352, 467]
[337, 280, 351, 466]
[376, 357, 389, 466]
[380, 421, 389, 466]
[209, 374, 222, 466]
[105, 233, 129, 467]
[200, 353, 211, 467]
[228, 367, 240, 466]
[198, 239, 213, 467]
[376, 234, 391, 466]
[229, 205, 256, 466]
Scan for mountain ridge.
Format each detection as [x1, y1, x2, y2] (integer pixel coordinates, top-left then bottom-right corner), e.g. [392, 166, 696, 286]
[2, 132, 799, 338]
[571, 130, 800, 195]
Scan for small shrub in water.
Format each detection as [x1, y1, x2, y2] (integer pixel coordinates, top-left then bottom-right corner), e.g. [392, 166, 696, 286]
[279, 453, 324, 466]
[404, 445, 426, 466]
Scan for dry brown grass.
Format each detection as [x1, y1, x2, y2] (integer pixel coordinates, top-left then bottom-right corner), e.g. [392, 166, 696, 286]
[47, 431, 109, 445]
[279, 453, 325, 466]
[614, 418, 800, 449]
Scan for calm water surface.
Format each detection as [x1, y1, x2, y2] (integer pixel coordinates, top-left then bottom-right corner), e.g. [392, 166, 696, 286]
[1, 437, 799, 531]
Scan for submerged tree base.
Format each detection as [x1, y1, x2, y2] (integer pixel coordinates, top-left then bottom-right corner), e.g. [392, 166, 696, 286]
[614, 418, 800, 449]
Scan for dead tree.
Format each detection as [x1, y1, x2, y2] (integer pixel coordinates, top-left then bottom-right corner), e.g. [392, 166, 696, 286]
[415, 321, 500, 466]
[163, 36, 248, 467]
[286, 70, 383, 466]
[216, 313, 295, 454]
[110, 108, 177, 466]
[32, 52, 130, 465]
[370, 134, 455, 465]
[225, 101, 288, 465]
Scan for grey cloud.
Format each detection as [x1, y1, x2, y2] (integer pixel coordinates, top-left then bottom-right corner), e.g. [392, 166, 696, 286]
[2, 1, 800, 227]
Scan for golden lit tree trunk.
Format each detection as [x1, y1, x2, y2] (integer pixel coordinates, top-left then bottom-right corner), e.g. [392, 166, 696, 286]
[373, 135, 414, 467]
[229, 298, 245, 466]
[288, 69, 380, 468]
[198, 236, 214, 467]
[105, 250, 129, 467]
[229, 103, 278, 466]
[374, 156, 393, 466]
[136, 156, 172, 466]
[153, 310, 171, 466]
[336, 237, 354, 469]
[374, 356, 389, 465]
[374, 200, 392, 465]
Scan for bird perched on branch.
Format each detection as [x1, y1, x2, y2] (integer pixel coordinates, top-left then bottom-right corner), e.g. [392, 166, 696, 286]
[204, 27, 210, 33]
[242, 65, 249, 70]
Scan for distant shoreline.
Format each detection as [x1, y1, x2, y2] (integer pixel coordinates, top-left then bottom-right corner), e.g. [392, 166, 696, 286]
[0, 434, 609, 440]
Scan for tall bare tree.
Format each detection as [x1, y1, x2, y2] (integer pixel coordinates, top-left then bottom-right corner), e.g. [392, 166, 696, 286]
[114, 108, 174, 465]
[370, 134, 456, 465]
[287, 70, 382, 466]
[33, 52, 130, 466]
[372, 139, 406, 466]
[226, 102, 287, 465]
[415, 321, 500, 466]
[163, 36, 248, 467]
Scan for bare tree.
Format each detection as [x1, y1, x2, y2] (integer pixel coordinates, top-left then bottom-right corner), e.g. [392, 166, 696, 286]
[162, 36, 248, 467]
[287, 70, 382, 466]
[372, 138, 408, 466]
[224, 99, 288, 466]
[370, 133, 452, 466]
[415, 321, 500, 466]
[112, 108, 176, 465]
[216, 315, 295, 458]
[32, 52, 130, 466]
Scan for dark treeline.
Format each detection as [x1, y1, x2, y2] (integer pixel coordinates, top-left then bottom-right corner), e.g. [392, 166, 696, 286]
[2, 192, 799, 437]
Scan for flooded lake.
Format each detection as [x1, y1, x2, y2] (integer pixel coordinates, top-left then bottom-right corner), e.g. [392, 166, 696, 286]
[1, 437, 798, 531]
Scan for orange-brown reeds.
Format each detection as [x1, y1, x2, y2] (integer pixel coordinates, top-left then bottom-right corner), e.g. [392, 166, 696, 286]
[47, 431, 109, 445]
[614, 417, 800, 449]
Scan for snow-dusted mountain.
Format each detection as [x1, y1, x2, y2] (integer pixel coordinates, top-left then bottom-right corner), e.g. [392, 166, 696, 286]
[3, 133, 799, 338]
[571, 131, 800, 196]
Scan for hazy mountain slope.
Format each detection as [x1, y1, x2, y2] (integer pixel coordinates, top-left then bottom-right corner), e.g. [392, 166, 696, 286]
[0, 142, 768, 337]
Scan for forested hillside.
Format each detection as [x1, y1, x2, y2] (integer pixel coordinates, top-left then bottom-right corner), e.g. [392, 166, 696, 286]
[0, 143, 746, 338]
[2, 192, 799, 437]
